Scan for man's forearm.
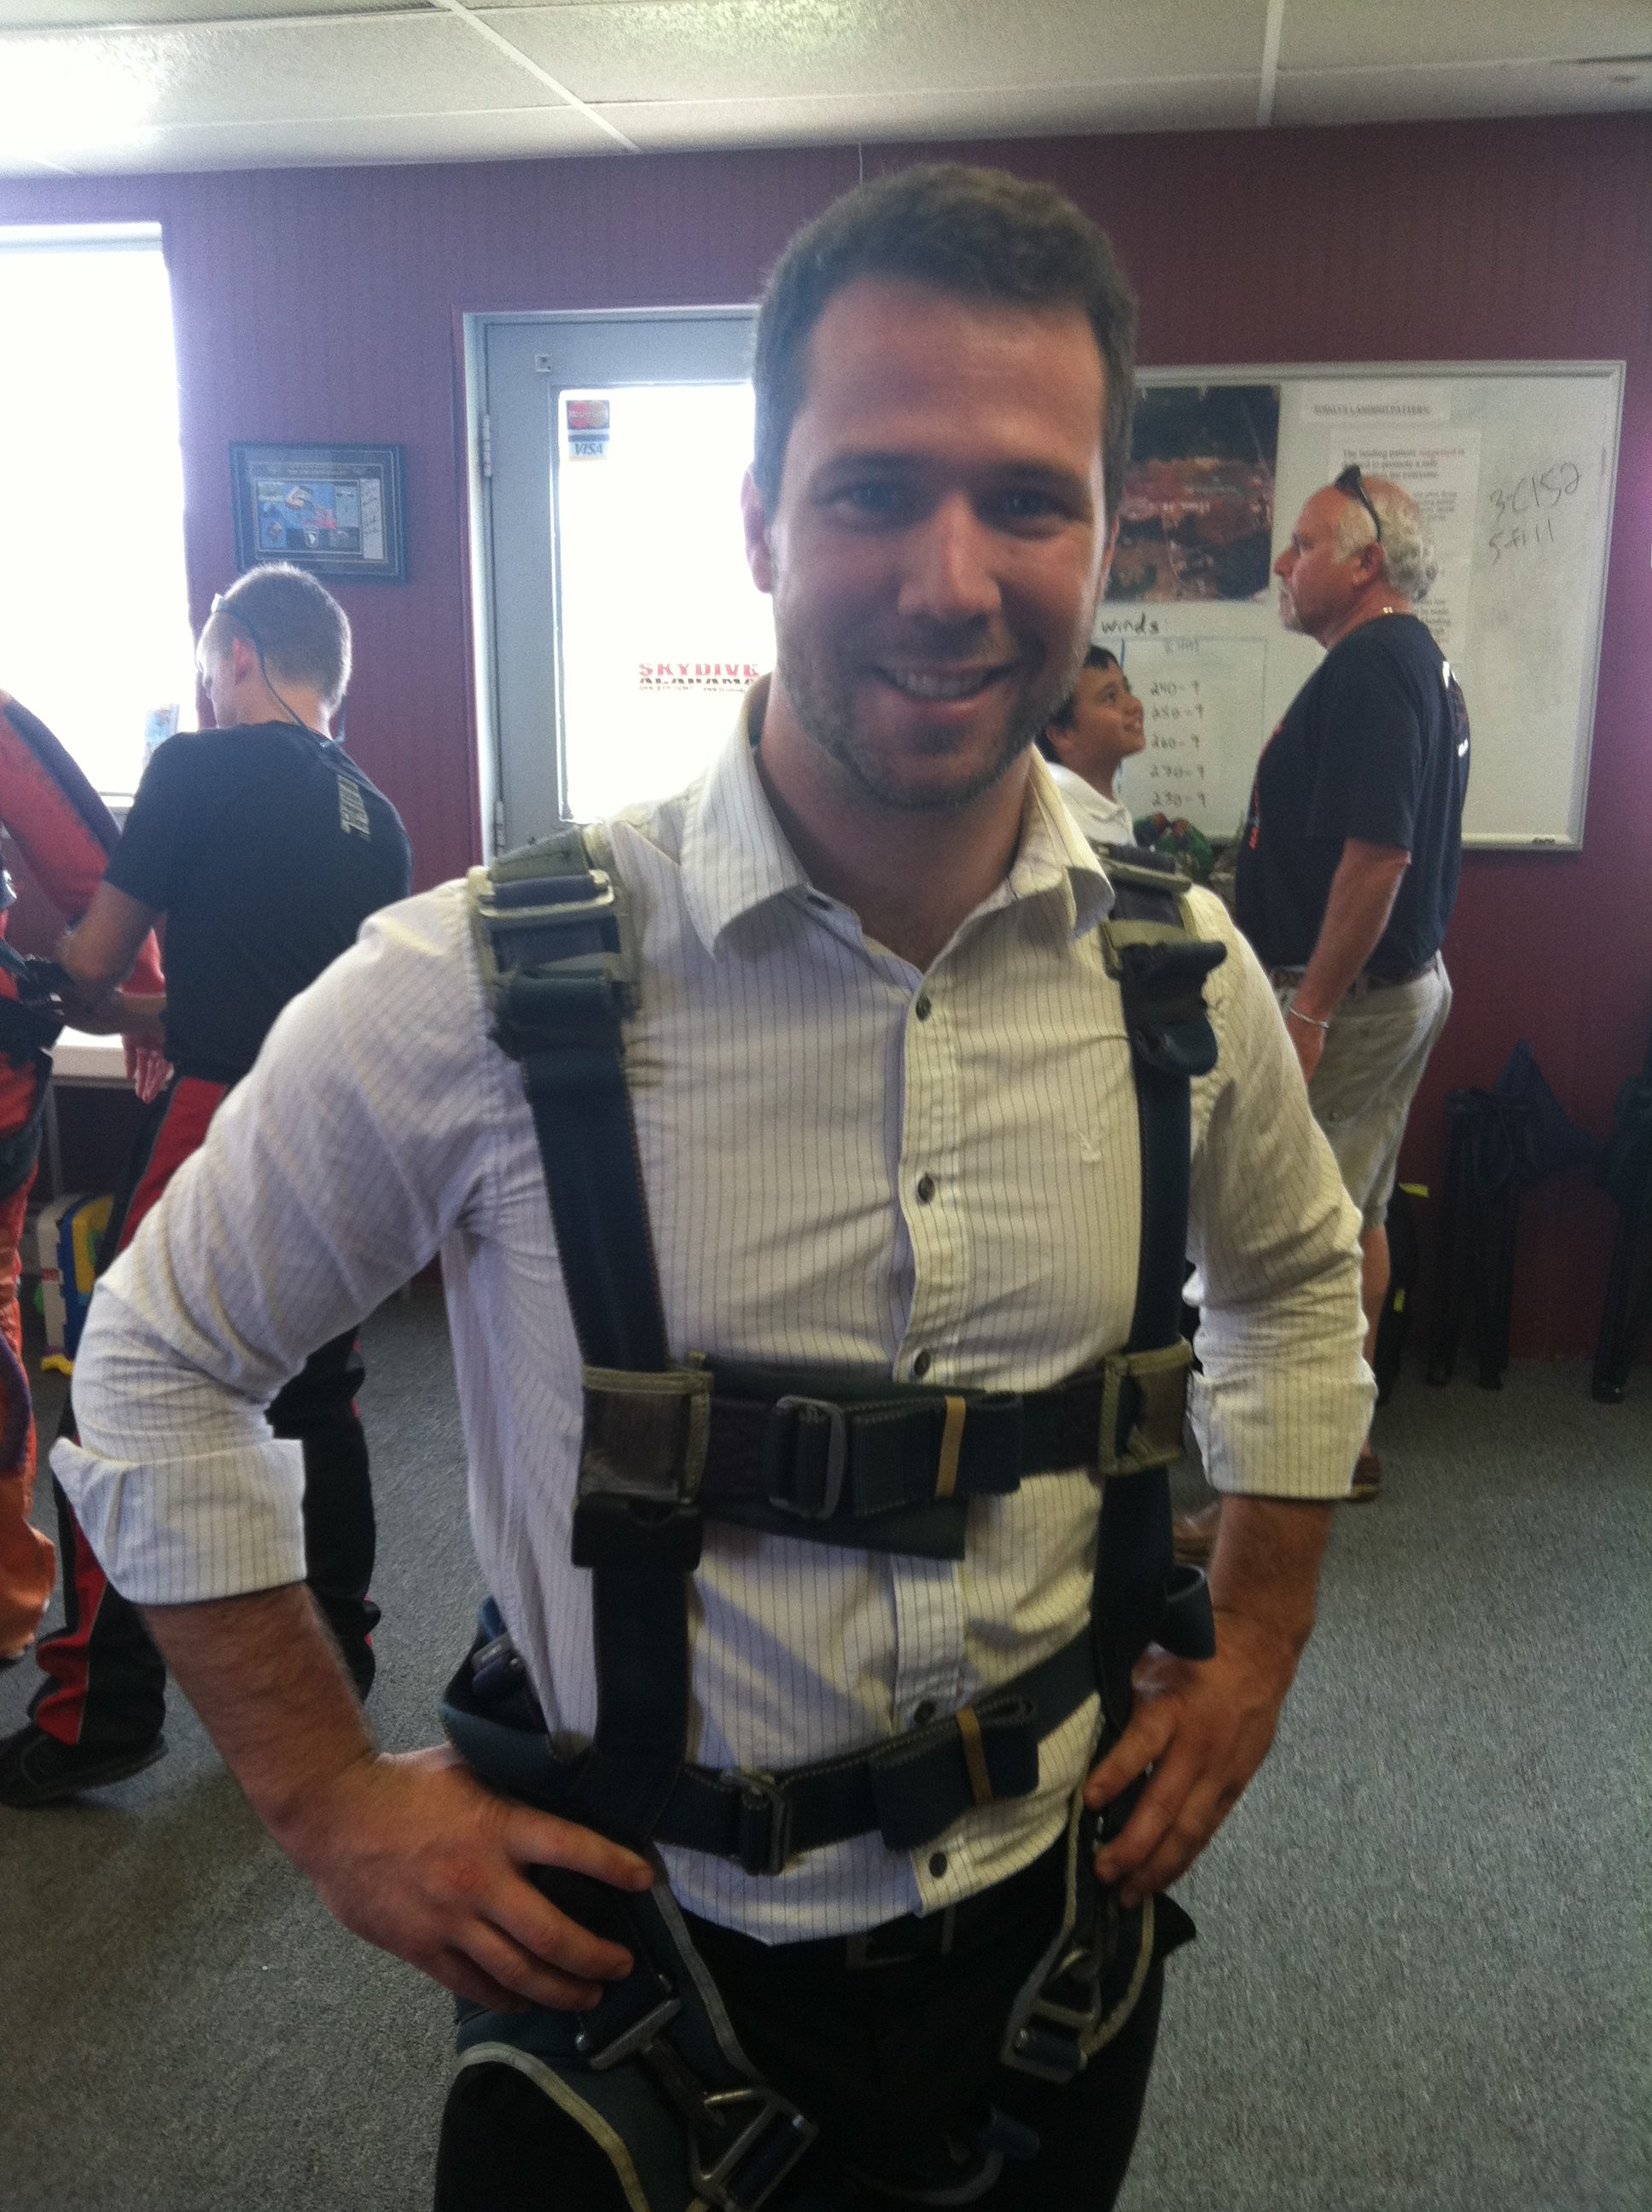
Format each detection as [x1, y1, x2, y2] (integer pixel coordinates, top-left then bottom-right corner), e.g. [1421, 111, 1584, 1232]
[57, 882, 160, 1003]
[1207, 1495, 1334, 1662]
[1293, 840, 1409, 1022]
[142, 1584, 374, 1852]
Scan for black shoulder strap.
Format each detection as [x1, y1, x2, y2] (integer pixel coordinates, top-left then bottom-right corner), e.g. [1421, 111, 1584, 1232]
[1092, 850, 1223, 1799]
[474, 832, 697, 1847]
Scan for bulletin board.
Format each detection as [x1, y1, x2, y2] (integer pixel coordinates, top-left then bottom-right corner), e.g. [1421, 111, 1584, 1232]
[1102, 364, 1625, 849]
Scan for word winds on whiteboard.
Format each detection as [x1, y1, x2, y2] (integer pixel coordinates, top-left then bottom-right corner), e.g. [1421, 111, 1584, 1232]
[1485, 462, 1583, 563]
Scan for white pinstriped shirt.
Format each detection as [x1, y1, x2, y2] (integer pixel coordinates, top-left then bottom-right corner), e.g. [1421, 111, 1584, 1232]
[55, 696, 1370, 1941]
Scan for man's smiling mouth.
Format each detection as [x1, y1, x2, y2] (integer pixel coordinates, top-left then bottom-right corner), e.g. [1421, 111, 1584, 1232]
[875, 664, 1012, 701]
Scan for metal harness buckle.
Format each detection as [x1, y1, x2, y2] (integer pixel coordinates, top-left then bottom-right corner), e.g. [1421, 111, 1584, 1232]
[575, 1974, 684, 2071]
[690, 2084, 818, 2212]
[717, 1768, 794, 1877]
[479, 866, 618, 932]
[1096, 1341, 1193, 1476]
[765, 1395, 849, 1520]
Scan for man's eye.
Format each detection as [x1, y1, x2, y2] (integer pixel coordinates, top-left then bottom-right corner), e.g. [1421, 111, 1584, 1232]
[992, 489, 1062, 524]
[832, 481, 904, 518]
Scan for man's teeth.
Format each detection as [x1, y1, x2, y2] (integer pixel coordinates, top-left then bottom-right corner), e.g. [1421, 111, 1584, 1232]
[882, 667, 999, 700]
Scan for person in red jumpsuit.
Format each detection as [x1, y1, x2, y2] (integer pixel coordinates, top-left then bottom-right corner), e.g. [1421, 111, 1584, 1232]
[0, 689, 164, 1668]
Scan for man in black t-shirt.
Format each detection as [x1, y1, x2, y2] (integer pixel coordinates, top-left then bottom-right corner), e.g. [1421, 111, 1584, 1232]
[0, 565, 412, 1806]
[1219, 469, 1467, 1517]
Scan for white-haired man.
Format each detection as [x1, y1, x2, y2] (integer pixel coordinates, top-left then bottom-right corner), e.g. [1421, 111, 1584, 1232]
[1209, 468, 1469, 1528]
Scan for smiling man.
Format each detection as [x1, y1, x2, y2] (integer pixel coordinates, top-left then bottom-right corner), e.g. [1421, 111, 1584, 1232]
[52, 168, 1368, 2210]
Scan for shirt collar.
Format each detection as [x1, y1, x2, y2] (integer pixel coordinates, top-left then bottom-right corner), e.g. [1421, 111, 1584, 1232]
[679, 680, 812, 953]
[679, 681, 1118, 955]
[1016, 750, 1118, 940]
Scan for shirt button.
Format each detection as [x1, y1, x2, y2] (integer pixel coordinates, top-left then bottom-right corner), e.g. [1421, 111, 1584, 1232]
[916, 1173, 936, 1203]
[928, 1852, 948, 1879]
[914, 992, 933, 1021]
[911, 1350, 933, 1379]
[911, 1700, 936, 1728]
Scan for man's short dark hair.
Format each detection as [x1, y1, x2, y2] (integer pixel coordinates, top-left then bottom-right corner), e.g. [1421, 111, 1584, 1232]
[753, 164, 1138, 527]
[214, 563, 352, 713]
[1035, 644, 1122, 759]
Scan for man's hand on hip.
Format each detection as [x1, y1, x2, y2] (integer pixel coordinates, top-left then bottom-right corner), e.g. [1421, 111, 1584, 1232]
[1081, 1494, 1333, 1907]
[276, 1742, 654, 2014]
[140, 1581, 651, 2014]
[1082, 1610, 1302, 1906]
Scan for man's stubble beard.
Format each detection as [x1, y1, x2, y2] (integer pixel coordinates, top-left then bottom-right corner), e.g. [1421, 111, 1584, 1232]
[775, 626, 1091, 817]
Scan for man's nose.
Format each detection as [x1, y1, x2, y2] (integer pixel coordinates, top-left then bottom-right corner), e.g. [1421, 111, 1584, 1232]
[896, 498, 1003, 625]
[1274, 546, 1293, 579]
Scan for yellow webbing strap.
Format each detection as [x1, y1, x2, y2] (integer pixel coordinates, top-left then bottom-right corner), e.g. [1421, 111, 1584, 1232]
[934, 1395, 968, 1500]
[956, 1704, 994, 1807]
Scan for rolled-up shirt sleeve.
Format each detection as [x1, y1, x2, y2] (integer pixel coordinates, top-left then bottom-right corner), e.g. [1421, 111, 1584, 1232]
[1184, 890, 1374, 1500]
[54, 883, 501, 1604]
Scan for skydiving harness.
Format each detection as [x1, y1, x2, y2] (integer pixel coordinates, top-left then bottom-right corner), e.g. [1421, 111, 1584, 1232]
[440, 828, 1226, 2211]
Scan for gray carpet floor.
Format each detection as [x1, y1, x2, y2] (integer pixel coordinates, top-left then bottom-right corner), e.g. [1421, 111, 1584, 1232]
[2, 1292, 1647, 2212]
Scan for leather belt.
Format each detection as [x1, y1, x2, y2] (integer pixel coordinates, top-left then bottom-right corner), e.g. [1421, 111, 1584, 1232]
[1269, 954, 1436, 998]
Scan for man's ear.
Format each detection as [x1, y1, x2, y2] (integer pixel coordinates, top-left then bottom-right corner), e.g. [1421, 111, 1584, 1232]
[232, 634, 259, 682]
[742, 469, 776, 595]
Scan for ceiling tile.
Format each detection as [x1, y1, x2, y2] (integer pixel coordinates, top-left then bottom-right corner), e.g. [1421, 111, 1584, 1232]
[0, 15, 561, 157]
[1274, 57, 1652, 128]
[601, 76, 1258, 152]
[4, 0, 429, 24]
[480, 0, 1272, 105]
[13, 101, 613, 174]
[1279, 1, 1652, 72]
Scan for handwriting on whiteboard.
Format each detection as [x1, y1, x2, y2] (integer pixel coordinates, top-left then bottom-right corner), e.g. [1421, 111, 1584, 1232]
[1120, 635, 1266, 828]
[1486, 462, 1582, 563]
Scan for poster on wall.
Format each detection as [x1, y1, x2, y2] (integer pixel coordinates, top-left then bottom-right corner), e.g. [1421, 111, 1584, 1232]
[230, 442, 408, 581]
[1107, 383, 1281, 604]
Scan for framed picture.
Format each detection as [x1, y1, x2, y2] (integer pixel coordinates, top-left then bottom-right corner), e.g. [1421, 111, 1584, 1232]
[230, 441, 408, 582]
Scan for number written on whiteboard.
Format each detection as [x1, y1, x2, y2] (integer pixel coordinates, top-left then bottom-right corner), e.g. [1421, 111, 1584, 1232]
[1486, 461, 1582, 563]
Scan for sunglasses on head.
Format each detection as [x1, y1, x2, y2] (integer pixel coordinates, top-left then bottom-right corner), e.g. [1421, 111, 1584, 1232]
[1333, 463, 1383, 547]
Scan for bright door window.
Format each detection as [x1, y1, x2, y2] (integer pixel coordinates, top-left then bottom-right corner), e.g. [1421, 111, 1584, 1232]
[556, 383, 774, 822]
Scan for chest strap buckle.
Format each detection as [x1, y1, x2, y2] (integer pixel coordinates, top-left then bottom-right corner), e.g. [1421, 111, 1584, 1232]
[717, 1769, 794, 1877]
[1096, 1341, 1193, 1476]
[764, 1397, 848, 1520]
[572, 1364, 712, 1570]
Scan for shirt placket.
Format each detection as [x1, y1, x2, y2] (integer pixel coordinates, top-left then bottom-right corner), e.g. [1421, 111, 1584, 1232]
[887, 952, 974, 1900]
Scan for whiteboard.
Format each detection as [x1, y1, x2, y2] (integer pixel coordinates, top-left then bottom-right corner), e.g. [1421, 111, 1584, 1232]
[1102, 364, 1624, 850]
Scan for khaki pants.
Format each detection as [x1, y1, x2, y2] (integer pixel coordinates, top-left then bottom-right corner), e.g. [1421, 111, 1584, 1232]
[1276, 958, 1453, 1231]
